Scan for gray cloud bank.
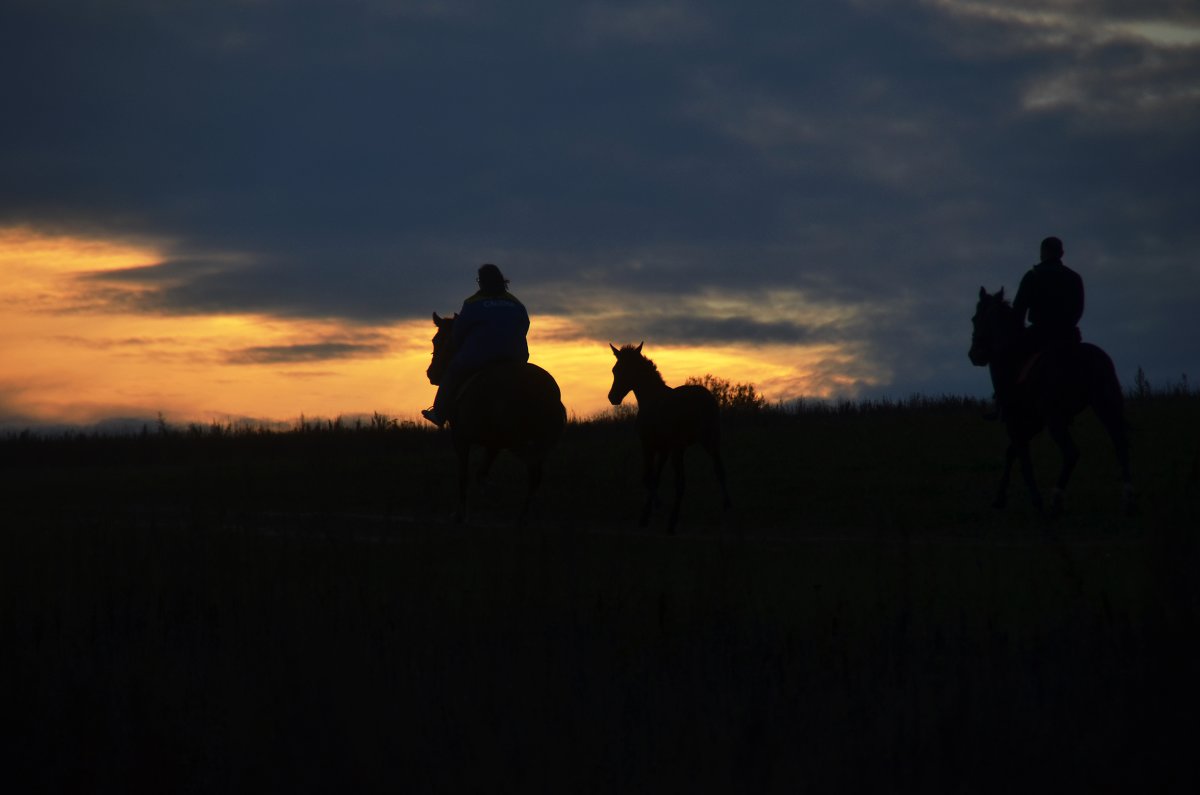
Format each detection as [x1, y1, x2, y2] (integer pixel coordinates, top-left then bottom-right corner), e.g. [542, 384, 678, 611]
[3, 0, 1198, 396]
[225, 341, 390, 365]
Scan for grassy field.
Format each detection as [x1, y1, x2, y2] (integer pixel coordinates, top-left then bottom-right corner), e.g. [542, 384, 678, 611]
[3, 394, 1198, 792]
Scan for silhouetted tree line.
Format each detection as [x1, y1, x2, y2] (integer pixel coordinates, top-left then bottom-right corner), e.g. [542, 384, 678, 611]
[684, 374, 769, 415]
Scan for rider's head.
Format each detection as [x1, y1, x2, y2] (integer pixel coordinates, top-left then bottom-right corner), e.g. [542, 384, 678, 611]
[477, 263, 509, 295]
[1040, 236, 1064, 262]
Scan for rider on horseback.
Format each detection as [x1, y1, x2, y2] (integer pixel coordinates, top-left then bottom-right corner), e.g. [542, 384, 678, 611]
[422, 264, 530, 428]
[986, 237, 1085, 420]
[1013, 236, 1084, 353]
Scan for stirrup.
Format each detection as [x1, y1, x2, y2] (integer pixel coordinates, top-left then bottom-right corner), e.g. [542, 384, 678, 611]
[421, 407, 445, 427]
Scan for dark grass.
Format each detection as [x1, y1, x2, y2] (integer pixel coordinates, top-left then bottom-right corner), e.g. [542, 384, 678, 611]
[3, 394, 1198, 792]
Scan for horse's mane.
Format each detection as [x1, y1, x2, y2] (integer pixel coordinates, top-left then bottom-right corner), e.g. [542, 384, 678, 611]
[617, 344, 666, 381]
[984, 290, 1013, 310]
[979, 291, 1017, 328]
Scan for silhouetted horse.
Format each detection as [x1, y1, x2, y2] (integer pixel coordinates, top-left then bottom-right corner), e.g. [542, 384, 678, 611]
[427, 312, 566, 523]
[608, 343, 732, 533]
[969, 287, 1134, 516]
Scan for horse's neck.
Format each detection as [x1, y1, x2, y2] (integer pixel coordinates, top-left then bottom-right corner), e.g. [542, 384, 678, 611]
[990, 315, 1024, 380]
[989, 338, 1026, 400]
[989, 360, 1013, 395]
[630, 370, 671, 408]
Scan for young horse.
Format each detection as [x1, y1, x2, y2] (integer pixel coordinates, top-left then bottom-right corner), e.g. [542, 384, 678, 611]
[608, 343, 732, 533]
[428, 312, 566, 523]
[969, 287, 1134, 516]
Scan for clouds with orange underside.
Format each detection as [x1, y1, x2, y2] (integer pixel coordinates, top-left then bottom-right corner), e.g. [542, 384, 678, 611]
[1, 226, 883, 427]
[0, 227, 425, 425]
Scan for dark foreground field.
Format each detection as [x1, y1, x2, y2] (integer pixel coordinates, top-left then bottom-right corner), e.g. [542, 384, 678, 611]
[3, 395, 1198, 792]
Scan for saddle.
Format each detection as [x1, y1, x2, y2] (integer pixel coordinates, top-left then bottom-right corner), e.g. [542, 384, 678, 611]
[1015, 323, 1082, 385]
[1016, 351, 1044, 386]
[447, 360, 524, 420]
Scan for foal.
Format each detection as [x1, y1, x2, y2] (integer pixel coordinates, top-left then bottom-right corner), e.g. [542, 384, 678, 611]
[608, 343, 732, 533]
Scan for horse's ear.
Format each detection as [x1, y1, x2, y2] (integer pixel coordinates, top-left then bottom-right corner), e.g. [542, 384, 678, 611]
[635, 341, 643, 353]
[610, 343, 620, 357]
[433, 311, 442, 324]
[979, 286, 987, 300]
[997, 287, 1004, 300]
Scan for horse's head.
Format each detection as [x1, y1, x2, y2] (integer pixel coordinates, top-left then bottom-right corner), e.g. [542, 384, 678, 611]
[608, 342, 646, 405]
[969, 286, 1017, 367]
[427, 312, 457, 385]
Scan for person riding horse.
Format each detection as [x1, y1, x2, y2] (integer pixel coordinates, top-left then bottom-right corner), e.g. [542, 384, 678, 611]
[1013, 236, 1085, 353]
[990, 236, 1085, 416]
[422, 264, 529, 428]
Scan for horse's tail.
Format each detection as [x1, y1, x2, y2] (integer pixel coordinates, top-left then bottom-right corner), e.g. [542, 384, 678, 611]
[520, 362, 567, 448]
[1081, 342, 1131, 445]
[1080, 343, 1123, 401]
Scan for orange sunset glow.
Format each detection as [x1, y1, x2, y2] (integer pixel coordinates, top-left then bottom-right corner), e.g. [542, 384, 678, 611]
[1, 226, 880, 428]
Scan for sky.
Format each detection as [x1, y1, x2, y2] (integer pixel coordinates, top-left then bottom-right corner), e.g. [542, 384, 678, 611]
[2, 0, 1198, 428]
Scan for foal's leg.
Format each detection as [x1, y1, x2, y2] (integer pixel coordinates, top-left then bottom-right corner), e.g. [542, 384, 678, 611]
[701, 437, 732, 512]
[640, 445, 663, 527]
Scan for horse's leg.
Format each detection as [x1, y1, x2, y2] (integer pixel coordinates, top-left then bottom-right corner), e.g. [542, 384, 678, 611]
[478, 447, 499, 480]
[1017, 440, 1043, 513]
[666, 447, 686, 534]
[476, 446, 500, 503]
[998, 428, 1041, 512]
[518, 458, 543, 526]
[1094, 403, 1135, 515]
[1046, 419, 1079, 518]
[993, 442, 1016, 509]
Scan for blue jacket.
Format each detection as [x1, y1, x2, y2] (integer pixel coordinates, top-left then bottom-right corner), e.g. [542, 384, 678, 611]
[451, 290, 530, 371]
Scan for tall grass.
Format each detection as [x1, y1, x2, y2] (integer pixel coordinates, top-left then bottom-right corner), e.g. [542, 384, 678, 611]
[4, 391, 1198, 791]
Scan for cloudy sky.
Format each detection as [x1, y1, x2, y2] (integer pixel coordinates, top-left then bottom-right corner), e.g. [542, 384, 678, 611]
[2, 0, 1198, 426]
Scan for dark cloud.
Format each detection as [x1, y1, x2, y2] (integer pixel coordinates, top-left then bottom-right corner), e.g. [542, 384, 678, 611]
[224, 341, 390, 365]
[600, 315, 834, 347]
[3, 0, 1198, 396]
